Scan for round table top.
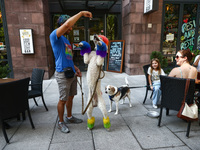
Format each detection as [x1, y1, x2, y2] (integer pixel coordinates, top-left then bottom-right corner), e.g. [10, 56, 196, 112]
[0, 78, 18, 84]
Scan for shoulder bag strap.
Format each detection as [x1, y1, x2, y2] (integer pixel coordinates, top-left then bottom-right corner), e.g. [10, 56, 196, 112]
[182, 79, 190, 103]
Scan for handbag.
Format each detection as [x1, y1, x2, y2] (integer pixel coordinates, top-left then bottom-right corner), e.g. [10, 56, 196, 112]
[177, 79, 198, 121]
[63, 67, 75, 78]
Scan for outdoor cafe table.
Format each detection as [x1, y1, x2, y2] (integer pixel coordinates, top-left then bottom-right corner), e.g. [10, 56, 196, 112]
[0, 78, 18, 84]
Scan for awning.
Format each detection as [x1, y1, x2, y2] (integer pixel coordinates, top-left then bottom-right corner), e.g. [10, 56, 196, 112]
[48, 0, 121, 13]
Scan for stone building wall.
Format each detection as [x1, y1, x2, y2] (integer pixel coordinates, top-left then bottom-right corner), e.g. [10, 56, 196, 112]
[122, 0, 163, 75]
[4, 0, 54, 79]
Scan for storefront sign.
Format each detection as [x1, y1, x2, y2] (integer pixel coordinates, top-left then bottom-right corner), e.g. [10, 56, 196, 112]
[144, 0, 159, 14]
[19, 29, 34, 54]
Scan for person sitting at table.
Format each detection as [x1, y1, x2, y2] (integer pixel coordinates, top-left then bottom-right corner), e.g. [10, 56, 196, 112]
[169, 49, 197, 79]
[148, 58, 166, 109]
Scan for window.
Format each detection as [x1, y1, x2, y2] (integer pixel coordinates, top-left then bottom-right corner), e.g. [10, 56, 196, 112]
[197, 15, 200, 50]
[180, 4, 197, 50]
[162, 4, 179, 63]
[0, 5, 10, 77]
[162, 3, 200, 63]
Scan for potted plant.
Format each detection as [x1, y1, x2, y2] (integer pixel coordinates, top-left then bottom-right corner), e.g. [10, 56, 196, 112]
[0, 63, 11, 78]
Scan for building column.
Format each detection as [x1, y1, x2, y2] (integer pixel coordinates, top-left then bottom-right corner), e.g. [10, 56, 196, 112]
[122, 0, 163, 75]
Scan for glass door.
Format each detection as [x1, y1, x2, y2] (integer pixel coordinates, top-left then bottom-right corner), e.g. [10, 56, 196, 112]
[71, 15, 105, 71]
[68, 18, 87, 71]
[88, 16, 106, 69]
[88, 16, 105, 49]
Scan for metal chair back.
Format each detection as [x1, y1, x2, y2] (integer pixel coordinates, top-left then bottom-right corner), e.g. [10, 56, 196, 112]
[143, 64, 153, 104]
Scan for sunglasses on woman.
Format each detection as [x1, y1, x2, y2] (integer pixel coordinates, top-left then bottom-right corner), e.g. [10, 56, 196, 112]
[176, 55, 183, 59]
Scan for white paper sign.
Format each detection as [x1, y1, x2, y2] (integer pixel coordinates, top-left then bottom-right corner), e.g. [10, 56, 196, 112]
[19, 29, 34, 54]
[166, 33, 174, 41]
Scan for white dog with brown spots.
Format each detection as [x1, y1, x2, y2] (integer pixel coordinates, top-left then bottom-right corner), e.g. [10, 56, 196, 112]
[105, 77, 132, 115]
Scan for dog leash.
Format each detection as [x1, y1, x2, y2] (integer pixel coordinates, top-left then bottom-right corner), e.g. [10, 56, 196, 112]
[78, 65, 104, 115]
[77, 76, 84, 114]
[129, 85, 149, 89]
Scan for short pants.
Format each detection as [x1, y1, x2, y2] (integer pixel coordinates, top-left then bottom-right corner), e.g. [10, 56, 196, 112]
[55, 71, 77, 101]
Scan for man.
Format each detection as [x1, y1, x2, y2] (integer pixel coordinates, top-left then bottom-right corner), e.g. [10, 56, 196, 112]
[50, 11, 92, 133]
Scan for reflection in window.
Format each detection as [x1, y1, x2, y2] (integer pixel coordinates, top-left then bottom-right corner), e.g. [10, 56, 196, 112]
[180, 4, 197, 50]
[69, 18, 85, 70]
[197, 17, 200, 50]
[162, 4, 179, 63]
[107, 14, 118, 40]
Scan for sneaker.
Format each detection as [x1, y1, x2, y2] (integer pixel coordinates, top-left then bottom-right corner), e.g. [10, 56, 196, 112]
[58, 122, 70, 133]
[65, 116, 83, 124]
[153, 104, 158, 109]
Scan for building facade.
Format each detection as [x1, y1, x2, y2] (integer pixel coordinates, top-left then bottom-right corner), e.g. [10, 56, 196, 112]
[2, 0, 54, 79]
[123, 0, 200, 74]
[0, 0, 200, 79]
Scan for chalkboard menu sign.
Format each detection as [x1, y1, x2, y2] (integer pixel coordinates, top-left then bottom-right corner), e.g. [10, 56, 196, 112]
[107, 40, 125, 73]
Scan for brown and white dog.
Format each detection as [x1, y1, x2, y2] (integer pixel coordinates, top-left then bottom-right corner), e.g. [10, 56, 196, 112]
[105, 77, 132, 115]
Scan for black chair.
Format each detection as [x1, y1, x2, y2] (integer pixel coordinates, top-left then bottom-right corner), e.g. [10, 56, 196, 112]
[143, 64, 153, 104]
[158, 75, 196, 137]
[0, 78, 35, 143]
[28, 68, 48, 111]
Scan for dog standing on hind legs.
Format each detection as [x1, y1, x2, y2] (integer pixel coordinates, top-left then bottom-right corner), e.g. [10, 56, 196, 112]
[79, 35, 111, 130]
[105, 77, 132, 115]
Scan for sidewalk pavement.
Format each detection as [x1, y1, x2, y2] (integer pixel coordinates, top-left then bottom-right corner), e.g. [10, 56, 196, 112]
[0, 71, 200, 150]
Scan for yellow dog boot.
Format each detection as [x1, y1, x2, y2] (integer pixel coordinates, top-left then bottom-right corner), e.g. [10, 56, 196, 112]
[87, 117, 95, 130]
[103, 116, 111, 131]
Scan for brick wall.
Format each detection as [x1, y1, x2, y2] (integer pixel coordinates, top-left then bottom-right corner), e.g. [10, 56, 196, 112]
[4, 0, 54, 79]
[122, 0, 163, 75]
